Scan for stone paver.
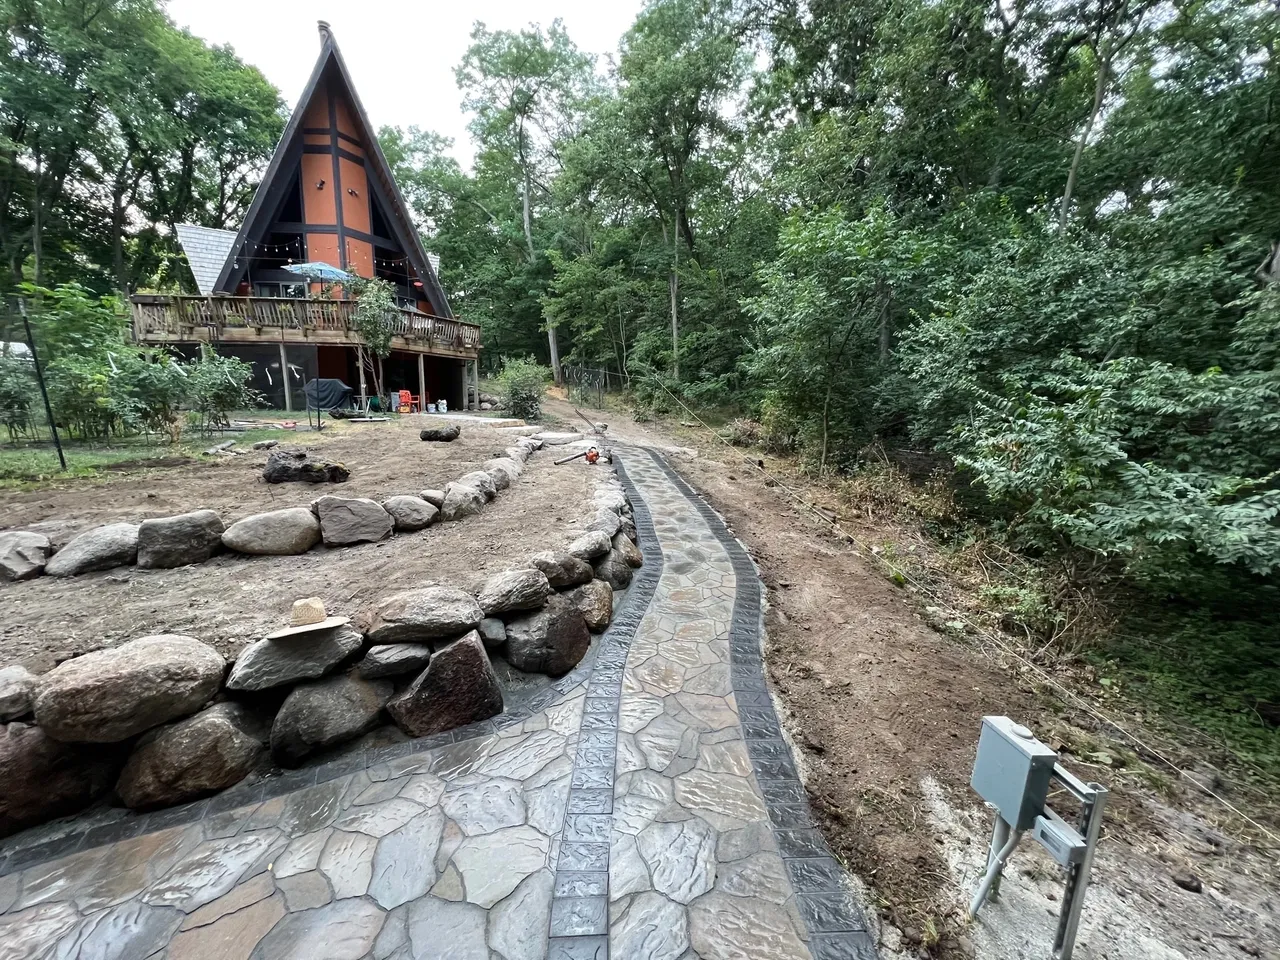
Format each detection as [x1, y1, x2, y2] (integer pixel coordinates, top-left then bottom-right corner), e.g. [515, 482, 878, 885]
[0, 449, 874, 960]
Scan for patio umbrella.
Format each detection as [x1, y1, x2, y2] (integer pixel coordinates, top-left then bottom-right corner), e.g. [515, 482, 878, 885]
[283, 261, 351, 282]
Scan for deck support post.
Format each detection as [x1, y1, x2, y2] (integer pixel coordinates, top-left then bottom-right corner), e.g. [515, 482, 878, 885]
[418, 353, 426, 411]
[279, 341, 292, 412]
[356, 344, 368, 403]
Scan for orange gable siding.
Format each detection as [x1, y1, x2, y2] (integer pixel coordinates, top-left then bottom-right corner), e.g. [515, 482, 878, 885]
[339, 158, 370, 235]
[301, 154, 336, 225]
[307, 232, 341, 271]
[334, 97, 358, 139]
[302, 82, 329, 127]
[346, 238, 373, 279]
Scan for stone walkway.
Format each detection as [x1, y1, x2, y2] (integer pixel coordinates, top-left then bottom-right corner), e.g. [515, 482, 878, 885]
[0, 450, 874, 960]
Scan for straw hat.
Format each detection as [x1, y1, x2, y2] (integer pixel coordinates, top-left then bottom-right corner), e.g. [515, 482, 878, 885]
[265, 597, 349, 640]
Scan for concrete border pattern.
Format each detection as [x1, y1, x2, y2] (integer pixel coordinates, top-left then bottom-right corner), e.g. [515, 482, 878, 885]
[546, 453, 664, 959]
[643, 449, 878, 960]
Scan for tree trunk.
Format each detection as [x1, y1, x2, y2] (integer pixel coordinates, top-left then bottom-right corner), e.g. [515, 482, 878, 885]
[877, 298, 892, 362]
[820, 382, 832, 477]
[1060, 50, 1110, 233]
[669, 228, 680, 381]
[521, 138, 561, 386]
[31, 151, 43, 287]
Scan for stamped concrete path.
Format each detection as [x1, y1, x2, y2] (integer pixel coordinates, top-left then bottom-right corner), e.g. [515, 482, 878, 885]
[0, 451, 875, 960]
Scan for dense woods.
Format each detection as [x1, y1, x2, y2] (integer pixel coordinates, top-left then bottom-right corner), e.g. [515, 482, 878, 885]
[2, 0, 1277, 761]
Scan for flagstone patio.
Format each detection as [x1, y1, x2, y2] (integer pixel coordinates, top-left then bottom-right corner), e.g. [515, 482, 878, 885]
[0, 450, 875, 960]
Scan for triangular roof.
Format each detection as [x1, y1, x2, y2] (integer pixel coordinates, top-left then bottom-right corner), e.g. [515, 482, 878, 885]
[212, 22, 451, 317]
[176, 224, 237, 295]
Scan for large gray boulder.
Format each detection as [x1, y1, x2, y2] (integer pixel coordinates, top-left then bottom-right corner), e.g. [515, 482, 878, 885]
[136, 510, 224, 569]
[116, 703, 266, 809]
[568, 580, 614, 633]
[594, 489, 628, 515]
[594, 548, 635, 591]
[483, 458, 522, 490]
[566, 530, 612, 562]
[612, 532, 644, 569]
[226, 626, 363, 692]
[478, 618, 506, 649]
[315, 496, 394, 547]
[419, 424, 461, 442]
[420, 489, 445, 508]
[382, 496, 438, 532]
[504, 594, 590, 676]
[222, 507, 321, 555]
[45, 522, 139, 577]
[439, 482, 486, 522]
[34, 635, 224, 743]
[505, 446, 530, 464]
[587, 508, 621, 538]
[271, 673, 393, 767]
[529, 551, 594, 589]
[262, 449, 350, 483]
[476, 569, 552, 617]
[0, 665, 37, 721]
[356, 643, 433, 679]
[386, 632, 502, 738]
[365, 587, 483, 644]
[1, 723, 122, 838]
[456, 471, 497, 501]
[0, 531, 51, 581]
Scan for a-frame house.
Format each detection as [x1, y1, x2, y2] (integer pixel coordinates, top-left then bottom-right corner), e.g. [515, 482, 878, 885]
[130, 21, 480, 412]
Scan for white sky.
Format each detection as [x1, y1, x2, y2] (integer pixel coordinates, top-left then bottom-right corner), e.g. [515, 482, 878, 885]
[164, 0, 642, 168]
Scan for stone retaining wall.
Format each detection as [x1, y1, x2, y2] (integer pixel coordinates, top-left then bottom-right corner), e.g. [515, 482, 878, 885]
[0, 436, 643, 843]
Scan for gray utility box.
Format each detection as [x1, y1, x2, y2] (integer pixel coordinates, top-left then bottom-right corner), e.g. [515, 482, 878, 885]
[971, 716, 1057, 830]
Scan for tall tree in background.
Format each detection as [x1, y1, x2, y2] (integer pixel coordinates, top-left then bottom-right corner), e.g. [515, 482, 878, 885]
[456, 20, 595, 384]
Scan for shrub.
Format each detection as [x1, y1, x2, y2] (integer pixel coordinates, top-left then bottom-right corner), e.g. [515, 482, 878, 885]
[0, 355, 34, 439]
[497, 356, 551, 421]
[186, 353, 260, 435]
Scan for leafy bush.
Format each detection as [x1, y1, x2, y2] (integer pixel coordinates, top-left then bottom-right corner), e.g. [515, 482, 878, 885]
[46, 354, 115, 439]
[107, 352, 188, 440]
[496, 356, 551, 421]
[186, 354, 260, 435]
[0, 355, 34, 439]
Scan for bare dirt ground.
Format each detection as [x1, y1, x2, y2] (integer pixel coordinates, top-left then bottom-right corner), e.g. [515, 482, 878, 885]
[543, 395, 1280, 960]
[0, 416, 596, 671]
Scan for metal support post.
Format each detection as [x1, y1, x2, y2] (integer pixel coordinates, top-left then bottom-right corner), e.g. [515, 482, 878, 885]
[279, 341, 292, 412]
[1053, 781, 1107, 960]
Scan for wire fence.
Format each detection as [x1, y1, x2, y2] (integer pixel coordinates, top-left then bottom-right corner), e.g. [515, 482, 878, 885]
[562, 364, 630, 406]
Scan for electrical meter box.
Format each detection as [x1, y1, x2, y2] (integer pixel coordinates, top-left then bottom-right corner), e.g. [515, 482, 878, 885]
[971, 715, 1057, 830]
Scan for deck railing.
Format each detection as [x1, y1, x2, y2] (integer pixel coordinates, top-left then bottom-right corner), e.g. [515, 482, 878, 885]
[129, 295, 481, 353]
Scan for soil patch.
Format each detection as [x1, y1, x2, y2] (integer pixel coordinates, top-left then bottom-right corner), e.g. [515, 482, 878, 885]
[0, 417, 599, 672]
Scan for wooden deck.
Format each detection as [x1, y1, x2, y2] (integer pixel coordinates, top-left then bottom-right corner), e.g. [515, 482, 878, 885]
[129, 295, 481, 359]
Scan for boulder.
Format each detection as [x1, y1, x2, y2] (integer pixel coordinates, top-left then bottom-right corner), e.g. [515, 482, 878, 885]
[252, 439, 279, 450]
[136, 510, 225, 569]
[419, 425, 461, 442]
[365, 587, 483, 644]
[382, 496, 438, 532]
[0, 665, 37, 721]
[612, 532, 644, 569]
[356, 643, 433, 679]
[595, 489, 628, 515]
[263, 449, 350, 484]
[226, 626, 363, 692]
[567, 530, 612, 562]
[456, 471, 497, 501]
[533, 432, 582, 446]
[505, 446, 530, 464]
[529, 551, 594, 589]
[271, 673, 393, 767]
[621, 515, 637, 542]
[568, 580, 614, 633]
[420, 489, 446, 508]
[222, 507, 321, 556]
[522, 437, 544, 451]
[44, 522, 139, 577]
[587, 508, 621, 539]
[1, 723, 122, 838]
[116, 703, 266, 809]
[484, 458, 522, 490]
[314, 496, 394, 546]
[0, 531, 51, 581]
[386, 632, 502, 737]
[439, 482, 486, 522]
[594, 549, 635, 591]
[478, 618, 506, 649]
[476, 569, 552, 616]
[504, 594, 590, 676]
[479, 402, 493, 411]
[34, 635, 224, 743]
